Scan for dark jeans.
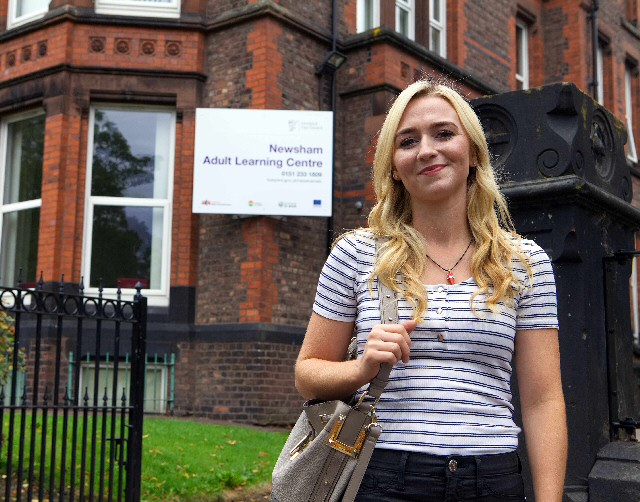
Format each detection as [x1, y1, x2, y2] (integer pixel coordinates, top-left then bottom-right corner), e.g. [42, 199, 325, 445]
[355, 448, 525, 502]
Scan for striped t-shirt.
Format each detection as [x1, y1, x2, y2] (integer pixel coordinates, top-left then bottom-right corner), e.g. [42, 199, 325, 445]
[312, 230, 558, 455]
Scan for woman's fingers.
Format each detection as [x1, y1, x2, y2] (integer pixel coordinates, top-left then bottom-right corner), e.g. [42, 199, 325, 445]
[360, 321, 415, 377]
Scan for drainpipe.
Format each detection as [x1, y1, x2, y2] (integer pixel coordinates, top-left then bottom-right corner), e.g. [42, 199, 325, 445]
[327, 0, 338, 255]
[590, 0, 599, 100]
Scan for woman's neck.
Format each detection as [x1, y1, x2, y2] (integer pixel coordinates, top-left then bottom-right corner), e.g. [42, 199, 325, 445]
[411, 200, 472, 247]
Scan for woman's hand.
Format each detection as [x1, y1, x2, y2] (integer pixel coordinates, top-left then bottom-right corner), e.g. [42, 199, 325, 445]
[357, 320, 417, 382]
[295, 315, 417, 400]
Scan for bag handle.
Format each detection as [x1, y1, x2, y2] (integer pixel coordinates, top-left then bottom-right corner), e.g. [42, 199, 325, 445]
[359, 278, 397, 403]
[356, 234, 401, 406]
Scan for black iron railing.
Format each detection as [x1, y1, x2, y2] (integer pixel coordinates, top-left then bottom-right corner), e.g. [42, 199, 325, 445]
[0, 276, 147, 502]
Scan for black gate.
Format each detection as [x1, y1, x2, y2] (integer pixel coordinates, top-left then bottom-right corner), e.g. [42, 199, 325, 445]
[0, 278, 147, 501]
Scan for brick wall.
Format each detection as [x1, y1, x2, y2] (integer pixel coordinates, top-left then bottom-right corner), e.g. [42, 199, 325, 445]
[173, 334, 304, 425]
[463, 0, 512, 93]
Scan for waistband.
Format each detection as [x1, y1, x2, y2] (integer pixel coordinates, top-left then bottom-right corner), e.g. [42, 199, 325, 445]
[370, 448, 521, 476]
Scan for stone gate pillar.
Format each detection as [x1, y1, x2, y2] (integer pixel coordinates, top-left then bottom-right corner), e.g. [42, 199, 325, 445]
[473, 83, 640, 502]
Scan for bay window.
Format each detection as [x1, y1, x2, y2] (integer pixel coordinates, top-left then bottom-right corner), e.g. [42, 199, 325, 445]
[83, 106, 174, 303]
[0, 112, 44, 286]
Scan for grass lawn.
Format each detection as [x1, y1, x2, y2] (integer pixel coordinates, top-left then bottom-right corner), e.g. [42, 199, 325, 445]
[141, 417, 289, 501]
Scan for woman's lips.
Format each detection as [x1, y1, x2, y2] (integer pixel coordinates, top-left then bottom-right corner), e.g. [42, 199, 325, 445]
[419, 164, 446, 175]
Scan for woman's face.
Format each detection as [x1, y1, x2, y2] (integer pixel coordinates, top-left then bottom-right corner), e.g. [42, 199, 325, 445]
[392, 94, 476, 209]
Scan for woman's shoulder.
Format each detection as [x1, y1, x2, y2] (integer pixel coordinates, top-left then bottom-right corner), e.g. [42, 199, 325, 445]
[333, 228, 377, 253]
[507, 234, 552, 266]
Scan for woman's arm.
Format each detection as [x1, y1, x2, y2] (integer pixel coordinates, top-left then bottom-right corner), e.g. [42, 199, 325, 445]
[295, 313, 415, 401]
[515, 327, 567, 502]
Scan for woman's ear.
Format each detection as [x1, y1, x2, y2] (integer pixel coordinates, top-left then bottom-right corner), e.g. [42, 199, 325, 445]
[470, 149, 478, 169]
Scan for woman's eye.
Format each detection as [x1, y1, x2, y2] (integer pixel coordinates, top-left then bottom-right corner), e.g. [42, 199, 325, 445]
[398, 137, 417, 148]
[436, 129, 455, 140]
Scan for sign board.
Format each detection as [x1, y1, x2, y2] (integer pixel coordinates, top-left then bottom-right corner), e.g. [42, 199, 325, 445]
[192, 108, 334, 216]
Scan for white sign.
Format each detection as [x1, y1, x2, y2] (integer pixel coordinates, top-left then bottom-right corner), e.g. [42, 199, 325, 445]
[192, 108, 333, 216]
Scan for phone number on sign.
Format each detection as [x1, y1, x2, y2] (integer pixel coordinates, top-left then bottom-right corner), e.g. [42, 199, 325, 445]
[281, 171, 322, 177]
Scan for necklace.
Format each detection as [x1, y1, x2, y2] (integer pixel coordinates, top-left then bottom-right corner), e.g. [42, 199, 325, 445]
[425, 238, 473, 285]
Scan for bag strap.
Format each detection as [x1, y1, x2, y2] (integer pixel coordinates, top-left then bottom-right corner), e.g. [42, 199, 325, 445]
[363, 278, 397, 402]
[341, 272, 399, 502]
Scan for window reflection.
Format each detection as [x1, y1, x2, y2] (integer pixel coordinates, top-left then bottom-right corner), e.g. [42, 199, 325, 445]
[90, 206, 163, 289]
[91, 110, 171, 199]
[1, 208, 39, 285]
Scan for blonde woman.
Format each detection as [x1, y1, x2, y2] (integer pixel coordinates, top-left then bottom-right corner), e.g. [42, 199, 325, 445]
[295, 81, 567, 501]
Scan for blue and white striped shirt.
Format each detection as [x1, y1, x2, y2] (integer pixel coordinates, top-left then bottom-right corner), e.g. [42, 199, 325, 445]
[312, 230, 558, 455]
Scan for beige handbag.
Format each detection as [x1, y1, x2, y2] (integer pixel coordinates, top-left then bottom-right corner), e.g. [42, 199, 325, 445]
[271, 279, 399, 502]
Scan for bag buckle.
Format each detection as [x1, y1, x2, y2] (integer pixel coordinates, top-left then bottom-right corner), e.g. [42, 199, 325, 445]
[289, 430, 314, 460]
[327, 414, 367, 458]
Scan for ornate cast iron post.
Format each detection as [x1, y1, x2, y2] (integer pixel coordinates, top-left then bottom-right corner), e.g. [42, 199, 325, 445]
[474, 83, 640, 502]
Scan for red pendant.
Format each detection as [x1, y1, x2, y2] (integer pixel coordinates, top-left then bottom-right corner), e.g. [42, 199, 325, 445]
[447, 271, 455, 285]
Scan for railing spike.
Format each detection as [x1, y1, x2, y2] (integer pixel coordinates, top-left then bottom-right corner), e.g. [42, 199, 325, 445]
[38, 272, 44, 291]
[59, 274, 65, 293]
[79, 276, 85, 295]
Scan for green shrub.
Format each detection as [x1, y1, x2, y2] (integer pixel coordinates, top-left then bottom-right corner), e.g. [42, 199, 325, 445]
[0, 311, 26, 386]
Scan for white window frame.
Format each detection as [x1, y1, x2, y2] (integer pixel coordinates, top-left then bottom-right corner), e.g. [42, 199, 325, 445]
[596, 43, 605, 105]
[82, 105, 175, 307]
[0, 109, 45, 286]
[78, 357, 170, 414]
[516, 20, 530, 90]
[396, 0, 415, 40]
[625, 66, 638, 163]
[357, 0, 380, 33]
[7, 0, 48, 29]
[95, 0, 180, 19]
[429, 0, 447, 57]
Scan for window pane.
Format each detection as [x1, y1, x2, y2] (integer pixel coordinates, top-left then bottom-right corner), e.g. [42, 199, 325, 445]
[1, 208, 40, 285]
[432, 0, 441, 22]
[626, 68, 638, 162]
[90, 205, 164, 289]
[430, 27, 441, 54]
[16, 0, 48, 18]
[398, 9, 408, 36]
[4, 115, 44, 204]
[91, 109, 172, 199]
[516, 26, 523, 74]
[364, 0, 374, 30]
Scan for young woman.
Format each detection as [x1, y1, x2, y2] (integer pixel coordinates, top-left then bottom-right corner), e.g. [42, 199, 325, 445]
[294, 80, 567, 501]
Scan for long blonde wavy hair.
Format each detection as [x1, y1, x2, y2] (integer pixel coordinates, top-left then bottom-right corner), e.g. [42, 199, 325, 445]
[367, 80, 529, 322]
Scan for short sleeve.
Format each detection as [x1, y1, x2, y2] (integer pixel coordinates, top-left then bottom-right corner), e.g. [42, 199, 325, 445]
[312, 234, 361, 321]
[515, 241, 559, 330]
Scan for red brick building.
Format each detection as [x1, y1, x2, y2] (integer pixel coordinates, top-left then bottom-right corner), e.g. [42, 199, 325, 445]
[0, 0, 639, 425]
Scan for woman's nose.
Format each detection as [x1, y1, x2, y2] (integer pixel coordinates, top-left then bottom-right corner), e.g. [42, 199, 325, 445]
[416, 138, 437, 159]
